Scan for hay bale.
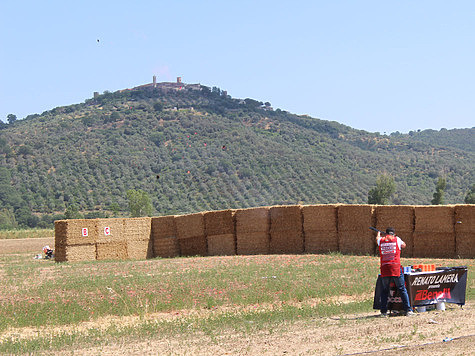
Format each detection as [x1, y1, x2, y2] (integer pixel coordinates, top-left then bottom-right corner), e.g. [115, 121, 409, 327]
[413, 232, 455, 258]
[398, 231, 414, 258]
[124, 217, 152, 242]
[338, 205, 374, 232]
[96, 241, 127, 260]
[54, 220, 68, 247]
[414, 206, 454, 233]
[175, 213, 205, 239]
[153, 236, 180, 258]
[374, 205, 414, 233]
[236, 232, 269, 255]
[235, 207, 269, 233]
[269, 230, 304, 254]
[455, 232, 475, 258]
[55, 219, 97, 245]
[54, 244, 96, 262]
[204, 210, 235, 236]
[207, 234, 236, 256]
[304, 230, 338, 253]
[338, 230, 375, 255]
[454, 205, 475, 233]
[178, 235, 207, 256]
[302, 205, 337, 232]
[127, 239, 153, 260]
[270, 205, 302, 232]
[96, 218, 125, 243]
[151, 216, 176, 240]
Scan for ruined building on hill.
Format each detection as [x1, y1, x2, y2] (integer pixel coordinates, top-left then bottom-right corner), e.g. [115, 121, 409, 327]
[131, 76, 201, 92]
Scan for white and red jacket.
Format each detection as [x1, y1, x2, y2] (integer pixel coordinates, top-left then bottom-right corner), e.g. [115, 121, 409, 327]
[377, 235, 403, 277]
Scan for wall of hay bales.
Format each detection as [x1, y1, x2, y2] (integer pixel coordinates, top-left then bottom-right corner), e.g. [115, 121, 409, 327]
[54, 204, 474, 262]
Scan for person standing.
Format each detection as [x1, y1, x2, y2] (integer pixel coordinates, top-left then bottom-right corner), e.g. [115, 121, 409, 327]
[377, 227, 414, 317]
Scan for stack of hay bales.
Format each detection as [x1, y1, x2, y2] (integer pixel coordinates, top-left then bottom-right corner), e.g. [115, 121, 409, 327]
[454, 205, 474, 258]
[204, 210, 236, 256]
[413, 206, 455, 258]
[235, 207, 270, 255]
[96, 218, 127, 260]
[269, 205, 304, 254]
[124, 217, 152, 260]
[151, 216, 180, 258]
[302, 205, 338, 253]
[54, 219, 97, 262]
[175, 212, 207, 256]
[338, 205, 375, 255]
[374, 205, 414, 257]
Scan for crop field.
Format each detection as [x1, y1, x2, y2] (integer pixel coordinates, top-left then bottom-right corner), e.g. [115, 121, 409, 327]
[0, 229, 54, 240]
[0, 240, 473, 355]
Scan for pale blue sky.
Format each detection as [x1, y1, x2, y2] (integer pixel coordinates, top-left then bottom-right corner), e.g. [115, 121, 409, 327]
[1, 1, 474, 133]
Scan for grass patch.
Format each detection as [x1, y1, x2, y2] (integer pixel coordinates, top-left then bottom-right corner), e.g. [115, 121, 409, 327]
[0, 229, 54, 240]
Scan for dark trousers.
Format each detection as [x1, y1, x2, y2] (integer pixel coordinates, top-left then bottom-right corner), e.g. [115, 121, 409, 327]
[380, 270, 411, 313]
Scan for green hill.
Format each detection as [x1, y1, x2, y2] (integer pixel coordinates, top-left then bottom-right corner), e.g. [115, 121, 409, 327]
[0, 83, 473, 227]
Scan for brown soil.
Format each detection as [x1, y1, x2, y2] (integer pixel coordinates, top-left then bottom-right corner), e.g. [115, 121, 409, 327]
[51, 302, 474, 355]
[1, 237, 53, 254]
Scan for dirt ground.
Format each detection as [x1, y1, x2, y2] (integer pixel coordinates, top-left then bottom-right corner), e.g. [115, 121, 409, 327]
[58, 303, 474, 356]
[3, 239, 474, 355]
[1, 237, 53, 254]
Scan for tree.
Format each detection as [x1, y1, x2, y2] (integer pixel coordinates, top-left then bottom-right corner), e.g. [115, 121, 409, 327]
[7, 114, 17, 125]
[367, 174, 396, 205]
[65, 203, 83, 219]
[431, 177, 446, 205]
[464, 184, 475, 204]
[126, 189, 152, 217]
[153, 102, 164, 112]
[0, 208, 17, 229]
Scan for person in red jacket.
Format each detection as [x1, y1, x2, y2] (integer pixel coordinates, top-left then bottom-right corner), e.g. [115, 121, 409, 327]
[377, 227, 414, 317]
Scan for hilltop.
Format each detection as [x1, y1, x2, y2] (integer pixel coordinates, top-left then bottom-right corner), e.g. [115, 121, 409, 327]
[0, 79, 473, 227]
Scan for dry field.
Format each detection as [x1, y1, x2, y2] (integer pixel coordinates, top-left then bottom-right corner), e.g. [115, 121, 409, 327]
[1, 238, 473, 355]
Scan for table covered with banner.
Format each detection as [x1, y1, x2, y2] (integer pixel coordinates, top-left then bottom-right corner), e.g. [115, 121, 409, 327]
[373, 266, 468, 311]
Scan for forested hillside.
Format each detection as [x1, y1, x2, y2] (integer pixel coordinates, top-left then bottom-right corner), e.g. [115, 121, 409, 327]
[0, 85, 473, 228]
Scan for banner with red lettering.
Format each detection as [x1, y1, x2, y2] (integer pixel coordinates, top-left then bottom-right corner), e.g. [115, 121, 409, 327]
[407, 267, 467, 307]
[373, 267, 467, 310]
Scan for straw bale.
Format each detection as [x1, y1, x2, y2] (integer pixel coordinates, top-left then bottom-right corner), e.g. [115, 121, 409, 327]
[455, 232, 475, 258]
[270, 205, 302, 232]
[374, 206, 414, 233]
[338, 205, 374, 232]
[454, 205, 475, 233]
[235, 207, 269, 233]
[302, 205, 337, 232]
[153, 236, 180, 258]
[151, 216, 177, 239]
[175, 213, 205, 239]
[96, 218, 124, 243]
[124, 217, 152, 242]
[236, 232, 269, 255]
[304, 230, 338, 253]
[397, 231, 414, 258]
[96, 241, 127, 260]
[54, 244, 96, 262]
[413, 232, 455, 258]
[269, 230, 304, 254]
[54, 220, 68, 246]
[178, 235, 207, 256]
[204, 210, 235, 236]
[207, 234, 236, 256]
[414, 206, 454, 233]
[338, 230, 375, 255]
[57, 219, 97, 245]
[127, 239, 153, 260]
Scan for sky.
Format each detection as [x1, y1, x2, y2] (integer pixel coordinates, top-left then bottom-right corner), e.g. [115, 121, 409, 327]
[1, 1, 474, 134]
